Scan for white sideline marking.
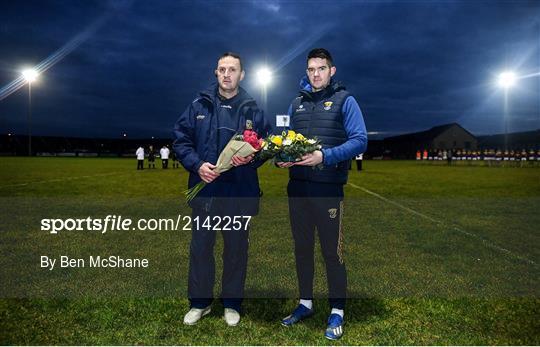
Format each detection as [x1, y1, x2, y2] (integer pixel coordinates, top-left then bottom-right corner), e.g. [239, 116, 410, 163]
[348, 183, 536, 266]
[0, 172, 122, 189]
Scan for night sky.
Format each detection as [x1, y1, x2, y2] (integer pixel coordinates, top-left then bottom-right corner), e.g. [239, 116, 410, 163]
[0, 0, 539, 139]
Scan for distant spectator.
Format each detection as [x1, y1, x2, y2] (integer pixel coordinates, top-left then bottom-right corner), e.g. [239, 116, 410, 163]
[451, 149, 457, 161]
[510, 150, 516, 162]
[520, 149, 527, 161]
[160, 145, 170, 169]
[136, 146, 144, 170]
[496, 149, 503, 162]
[528, 149, 535, 161]
[171, 150, 179, 169]
[148, 145, 156, 169]
[486, 149, 495, 161]
[355, 153, 363, 171]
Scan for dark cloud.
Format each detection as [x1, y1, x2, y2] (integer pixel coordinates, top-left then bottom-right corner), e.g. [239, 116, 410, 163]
[0, 0, 539, 139]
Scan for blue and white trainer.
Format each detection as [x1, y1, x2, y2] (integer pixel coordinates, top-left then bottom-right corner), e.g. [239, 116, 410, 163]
[324, 313, 344, 340]
[281, 304, 314, 327]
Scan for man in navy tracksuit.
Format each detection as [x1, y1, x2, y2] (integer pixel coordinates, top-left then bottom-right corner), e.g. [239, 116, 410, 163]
[173, 52, 270, 327]
[278, 48, 367, 340]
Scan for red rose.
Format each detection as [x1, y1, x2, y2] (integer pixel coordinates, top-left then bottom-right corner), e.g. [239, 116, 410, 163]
[243, 129, 260, 150]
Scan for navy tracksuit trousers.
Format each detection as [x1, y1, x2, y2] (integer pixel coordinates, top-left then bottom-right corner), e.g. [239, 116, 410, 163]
[287, 180, 347, 309]
[188, 208, 249, 312]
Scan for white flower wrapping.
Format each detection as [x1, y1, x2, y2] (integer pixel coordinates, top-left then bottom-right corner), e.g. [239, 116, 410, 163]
[185, 137, 259, 202]
[213, 138, 259, 173]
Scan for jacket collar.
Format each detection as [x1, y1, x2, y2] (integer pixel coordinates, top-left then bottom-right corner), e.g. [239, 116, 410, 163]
[298, 76, 345, 99]
[198, 83, 258, 115]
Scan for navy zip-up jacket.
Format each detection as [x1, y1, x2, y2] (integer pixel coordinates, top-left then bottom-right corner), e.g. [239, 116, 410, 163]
[173, 83, 271, 214]
[287, 76, 368, 166]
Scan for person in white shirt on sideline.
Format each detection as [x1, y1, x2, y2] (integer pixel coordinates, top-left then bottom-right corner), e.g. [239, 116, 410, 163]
[160, 145, 170, 169]
[136, 146, 144, 170]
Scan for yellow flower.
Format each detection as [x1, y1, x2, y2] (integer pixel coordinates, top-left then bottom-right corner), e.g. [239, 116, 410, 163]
[286, 130, 296, 140]
[271, 136, 282, 146]
[295, 133, 305, 142]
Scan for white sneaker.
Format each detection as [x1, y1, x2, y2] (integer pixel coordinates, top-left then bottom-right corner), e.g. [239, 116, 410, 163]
[224, 308, 240, 326]
[183, 306, 211, 325]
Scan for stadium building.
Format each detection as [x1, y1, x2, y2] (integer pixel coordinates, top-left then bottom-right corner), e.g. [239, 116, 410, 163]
[382, 123, 478, 159]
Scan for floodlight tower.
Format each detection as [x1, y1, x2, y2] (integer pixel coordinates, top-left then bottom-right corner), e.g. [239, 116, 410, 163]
[22, 68, 38, 156]
[256, 67, 272, 112]
[497, 71, 516, 151]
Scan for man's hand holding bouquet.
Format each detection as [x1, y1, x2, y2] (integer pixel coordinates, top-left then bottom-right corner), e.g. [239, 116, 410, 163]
[186, 128, 322, 202]
[268, 130, 323, 168]
[186, 128, 263, 202]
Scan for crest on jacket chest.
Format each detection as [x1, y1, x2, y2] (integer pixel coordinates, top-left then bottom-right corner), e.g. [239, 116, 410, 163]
[323, 101, 333, 111]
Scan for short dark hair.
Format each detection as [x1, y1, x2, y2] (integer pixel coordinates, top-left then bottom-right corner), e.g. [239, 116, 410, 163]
[307, 48, 333, 67]
[218, 52, 243, 71]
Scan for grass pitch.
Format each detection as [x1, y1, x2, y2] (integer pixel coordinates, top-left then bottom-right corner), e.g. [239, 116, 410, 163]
[0, 157, 539, 345]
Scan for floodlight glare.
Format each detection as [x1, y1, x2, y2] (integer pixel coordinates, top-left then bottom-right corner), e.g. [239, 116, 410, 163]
[22, 68, 38, 83]
[256, 67, 272, 86]
[497, 71, 516, 89]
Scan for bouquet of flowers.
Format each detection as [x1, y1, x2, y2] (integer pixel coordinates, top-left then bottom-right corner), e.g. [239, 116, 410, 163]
[185, 128, 263, 202]
[259, 130, 321, 162]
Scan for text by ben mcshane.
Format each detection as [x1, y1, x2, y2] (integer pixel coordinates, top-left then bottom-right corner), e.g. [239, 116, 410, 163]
[40, 255, 149, 270]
